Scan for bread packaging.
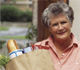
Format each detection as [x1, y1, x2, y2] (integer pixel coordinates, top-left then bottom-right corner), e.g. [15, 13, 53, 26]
[7, 39, 23, 59]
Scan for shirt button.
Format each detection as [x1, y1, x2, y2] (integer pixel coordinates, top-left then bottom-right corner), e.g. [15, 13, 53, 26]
[76, 62, 78, 65]
[62, 53, 65, 56]
[58, 62, 60, 64]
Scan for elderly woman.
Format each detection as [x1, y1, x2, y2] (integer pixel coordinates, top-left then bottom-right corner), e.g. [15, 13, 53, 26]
[35, 1, 80, 70]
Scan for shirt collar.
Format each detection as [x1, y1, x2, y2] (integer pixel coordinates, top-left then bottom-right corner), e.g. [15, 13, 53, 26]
[69, 33, 79, 47]
[40, 35, 53, 47]
[42, 33, 79, 48]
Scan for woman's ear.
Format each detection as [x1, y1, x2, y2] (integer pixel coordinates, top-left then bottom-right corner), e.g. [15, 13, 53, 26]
[49, 27, 51, 33]
[70, 21, 73, 27]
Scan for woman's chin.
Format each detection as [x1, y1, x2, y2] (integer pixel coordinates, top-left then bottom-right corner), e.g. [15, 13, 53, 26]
[56, 34, 69, 41]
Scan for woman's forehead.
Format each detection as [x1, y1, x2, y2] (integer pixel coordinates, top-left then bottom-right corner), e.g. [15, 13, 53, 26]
[50, 14, 67, 20]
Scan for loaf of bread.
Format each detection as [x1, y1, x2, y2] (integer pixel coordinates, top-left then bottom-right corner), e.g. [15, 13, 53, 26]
[7, 39, 19, 53]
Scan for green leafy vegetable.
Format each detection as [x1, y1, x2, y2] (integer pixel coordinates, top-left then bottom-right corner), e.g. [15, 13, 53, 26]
[0, 54, 10, 68]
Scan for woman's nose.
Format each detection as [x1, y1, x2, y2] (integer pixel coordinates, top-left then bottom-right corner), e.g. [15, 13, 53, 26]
[58, 24, 64, 30]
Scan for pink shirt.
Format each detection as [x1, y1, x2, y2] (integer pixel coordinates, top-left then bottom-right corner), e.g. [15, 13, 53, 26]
[35, 33, 80, 70]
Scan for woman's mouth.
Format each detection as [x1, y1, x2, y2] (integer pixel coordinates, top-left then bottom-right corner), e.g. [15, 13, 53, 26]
[58, 31, 66, 35]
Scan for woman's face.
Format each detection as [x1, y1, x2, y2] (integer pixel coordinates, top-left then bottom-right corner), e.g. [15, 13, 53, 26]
[49, 14, 73, 41]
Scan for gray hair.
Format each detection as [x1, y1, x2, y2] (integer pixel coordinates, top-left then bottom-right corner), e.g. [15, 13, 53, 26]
[41, 1, 74, 28]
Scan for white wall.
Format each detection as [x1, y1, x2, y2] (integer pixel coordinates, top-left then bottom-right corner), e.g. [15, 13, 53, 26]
[70, 0, 80, 41]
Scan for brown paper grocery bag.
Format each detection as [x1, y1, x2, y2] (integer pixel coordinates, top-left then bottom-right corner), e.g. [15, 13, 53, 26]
[5, 49, 55, 70]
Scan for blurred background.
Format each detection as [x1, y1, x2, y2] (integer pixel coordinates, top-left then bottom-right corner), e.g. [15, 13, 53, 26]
[0, 0, 37, 54]
[0, 0, 80, 69]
